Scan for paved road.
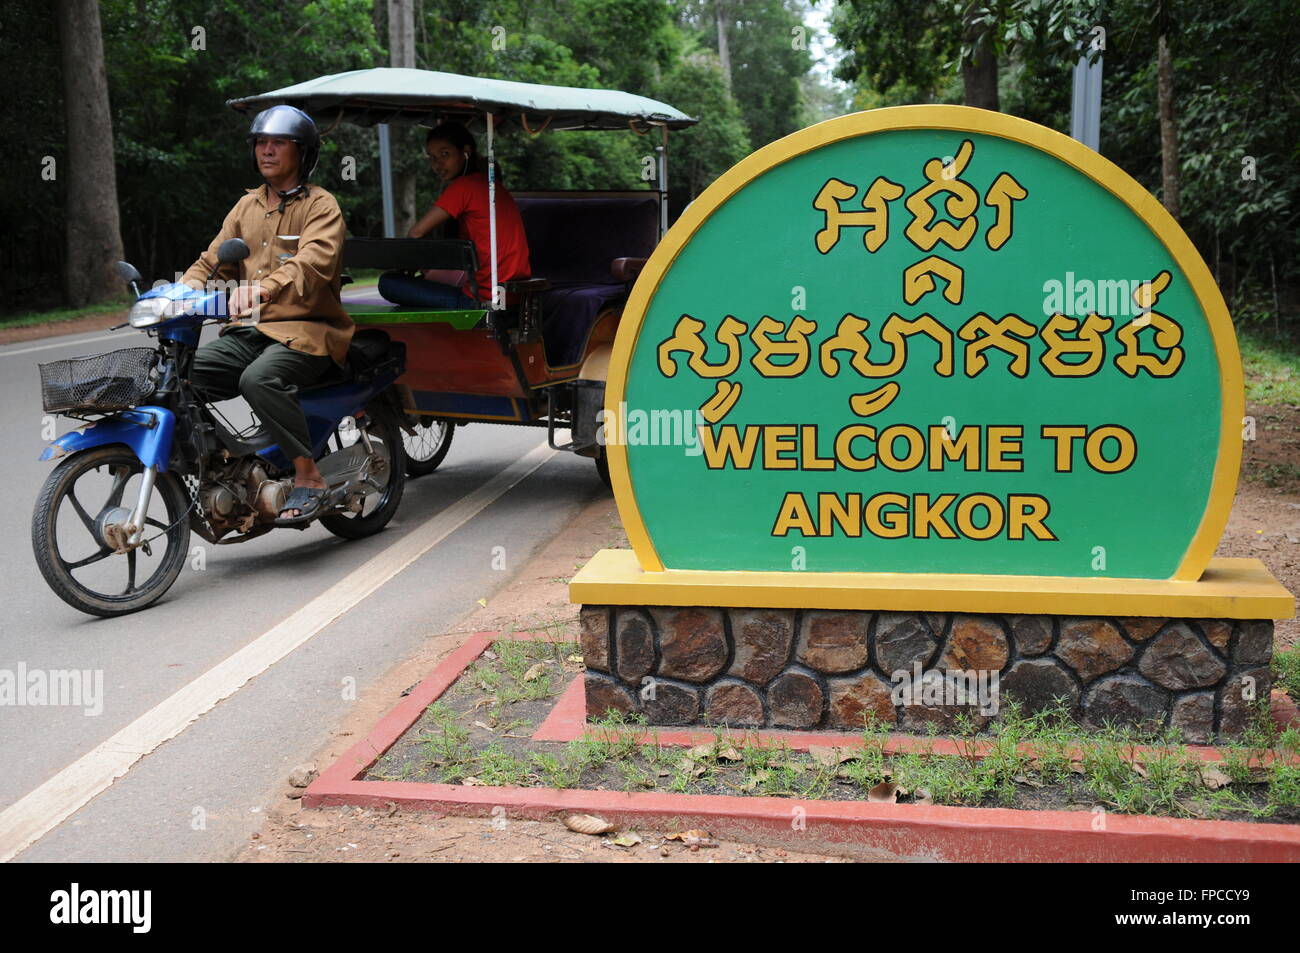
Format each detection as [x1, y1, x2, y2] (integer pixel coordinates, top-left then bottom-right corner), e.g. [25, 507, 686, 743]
[0, 326, 605, 861]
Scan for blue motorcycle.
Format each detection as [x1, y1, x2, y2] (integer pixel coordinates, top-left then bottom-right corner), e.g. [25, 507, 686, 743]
[32, 238, 408, 617]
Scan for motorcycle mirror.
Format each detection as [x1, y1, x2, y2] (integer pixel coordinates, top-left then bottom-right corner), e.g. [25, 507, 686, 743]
[217, 238, 250, 265]
[115, 260, 143, 287]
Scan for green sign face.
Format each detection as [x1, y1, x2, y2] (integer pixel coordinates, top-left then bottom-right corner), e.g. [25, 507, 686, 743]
[607, 108, 1241, 581]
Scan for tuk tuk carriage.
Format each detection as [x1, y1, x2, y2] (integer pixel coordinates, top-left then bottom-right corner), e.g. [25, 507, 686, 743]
[227, 68, 696, 484]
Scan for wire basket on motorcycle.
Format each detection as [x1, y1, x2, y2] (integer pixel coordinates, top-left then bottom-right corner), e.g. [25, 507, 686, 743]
[39, 347, 159, 414]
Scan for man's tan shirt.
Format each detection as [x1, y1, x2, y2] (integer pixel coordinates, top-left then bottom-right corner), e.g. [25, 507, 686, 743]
[183, 184, 354, 364]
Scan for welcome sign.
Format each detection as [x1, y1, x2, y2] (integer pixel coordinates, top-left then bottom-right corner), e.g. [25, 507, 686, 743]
[604, 106, 1242, 581]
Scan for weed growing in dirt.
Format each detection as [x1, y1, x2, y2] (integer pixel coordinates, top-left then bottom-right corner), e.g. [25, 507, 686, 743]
[368, 642, 1300, 823]
[1275, 645, 1300, 699]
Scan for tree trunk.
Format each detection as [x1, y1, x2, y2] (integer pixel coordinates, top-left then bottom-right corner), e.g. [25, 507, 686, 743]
[55, 0, 124, 307]
[715, 0, 732, 90]
[388, 0, 417, 233]
[961, 7, 999, 111]
[1157, 33, 1180, 220]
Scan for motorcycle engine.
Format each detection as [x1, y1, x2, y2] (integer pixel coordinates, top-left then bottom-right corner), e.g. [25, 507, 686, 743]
[199, 459, 279, 535]
[251, 466, 291, 522]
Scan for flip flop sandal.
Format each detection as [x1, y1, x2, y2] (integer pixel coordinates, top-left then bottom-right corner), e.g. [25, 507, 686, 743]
[274, 486, 330, 527]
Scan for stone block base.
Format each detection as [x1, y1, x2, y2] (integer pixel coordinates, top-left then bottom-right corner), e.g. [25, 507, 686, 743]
[579, 606, 1275, 742]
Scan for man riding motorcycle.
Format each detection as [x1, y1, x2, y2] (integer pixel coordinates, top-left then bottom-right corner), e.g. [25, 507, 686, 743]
[182, 104, 353, 526]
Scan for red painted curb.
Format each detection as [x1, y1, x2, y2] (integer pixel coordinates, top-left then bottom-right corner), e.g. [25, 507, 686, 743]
[305, 632, 1300, 862]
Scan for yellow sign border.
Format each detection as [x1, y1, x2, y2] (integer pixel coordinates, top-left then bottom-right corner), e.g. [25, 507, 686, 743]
[606, 105, 1242, 582]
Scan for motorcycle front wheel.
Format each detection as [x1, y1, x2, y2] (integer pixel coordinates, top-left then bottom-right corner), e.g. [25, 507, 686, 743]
[31, 446, 191, 617]
[319, 403, 406, 540]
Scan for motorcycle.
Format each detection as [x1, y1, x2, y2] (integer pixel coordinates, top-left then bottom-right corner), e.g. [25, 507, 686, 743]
[31, 238, 408, 617]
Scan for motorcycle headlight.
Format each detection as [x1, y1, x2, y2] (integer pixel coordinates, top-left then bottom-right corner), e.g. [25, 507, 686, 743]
[128, 298, 174, 328]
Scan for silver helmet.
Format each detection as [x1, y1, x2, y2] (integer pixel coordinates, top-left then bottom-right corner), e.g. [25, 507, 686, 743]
[247, 105, 320, 180]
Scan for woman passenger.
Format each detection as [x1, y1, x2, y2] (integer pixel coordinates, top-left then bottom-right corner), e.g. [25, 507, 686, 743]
[378, 122, 531, 309]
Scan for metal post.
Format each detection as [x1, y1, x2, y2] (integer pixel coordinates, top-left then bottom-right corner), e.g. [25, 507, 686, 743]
[658, 125, 669, 238]
[378, 123, 396, 237]
[1070, 50, 1103, 152]
[487, 112, 499, 309]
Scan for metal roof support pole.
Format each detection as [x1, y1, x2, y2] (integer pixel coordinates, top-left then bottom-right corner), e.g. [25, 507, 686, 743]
[487, 112, 500, 310]
[377, 123, 396, 238]
[658, 124, 669, 238]
[1070, 47, 1103, 152]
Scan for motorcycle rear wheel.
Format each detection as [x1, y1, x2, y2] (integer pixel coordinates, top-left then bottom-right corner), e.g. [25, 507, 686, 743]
[31, 446, 191, 617]
[319, 403, 406, 539]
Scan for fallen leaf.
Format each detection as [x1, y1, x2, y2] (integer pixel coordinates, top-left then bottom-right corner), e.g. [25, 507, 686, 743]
[665, 829, 711, 844]
[607, 832, 642, 848]
[868, 780, 899, 803]
[809, 746, 840, 768]
[1069, 761, 1086, 774]
[477, 598, 487, 607]
[1131, 762, 1149, 779]
[472, 720, 494, 732]
[717, 745, 743, 762]
[563, 814, 616, 835]
[1014, 774, 1045, 788]
[482, 650, 498, 661]
[522, 662, 548, 682]
[461, 776, 482, 786]
[913, 788, 934, 806]
[1200, 765, 1232, 790]
[566, 654, 584, 665]
[684, 744, 713, 760]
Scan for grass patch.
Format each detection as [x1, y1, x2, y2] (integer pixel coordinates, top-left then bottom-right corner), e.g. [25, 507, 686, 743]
[452, 637, 577, 721]
[1250, 461, 1300, 488]
[0, 298, 131, 331]
[1274, 645, 1300, 699]
[1239, 328, 1300, 406]
[368, 642, 1300, 824]
[1, 267, 385, 331]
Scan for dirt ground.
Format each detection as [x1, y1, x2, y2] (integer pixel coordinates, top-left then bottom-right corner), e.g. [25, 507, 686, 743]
[232, 399, 1300, 863]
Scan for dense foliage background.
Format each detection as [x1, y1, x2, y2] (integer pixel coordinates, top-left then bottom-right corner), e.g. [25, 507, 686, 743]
[1, 0, 818, 311]
[3, 0, 1295, 330]
[831, 0, 1299, 329]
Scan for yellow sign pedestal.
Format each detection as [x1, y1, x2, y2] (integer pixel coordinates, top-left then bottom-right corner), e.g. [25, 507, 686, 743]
[572, 551, 1295, 620]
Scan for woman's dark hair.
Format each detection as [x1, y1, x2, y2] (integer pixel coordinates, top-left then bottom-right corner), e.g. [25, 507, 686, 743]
[426, 122, 492, 177]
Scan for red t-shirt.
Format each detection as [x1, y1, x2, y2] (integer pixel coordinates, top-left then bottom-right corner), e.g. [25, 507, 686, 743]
[435, 172, 531, 301]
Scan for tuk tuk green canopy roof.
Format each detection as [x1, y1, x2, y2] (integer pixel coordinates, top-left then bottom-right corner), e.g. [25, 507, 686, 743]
[227, 67, 697, 132]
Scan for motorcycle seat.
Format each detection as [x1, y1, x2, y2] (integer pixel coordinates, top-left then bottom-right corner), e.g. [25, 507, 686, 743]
[303, 329, 395, 390]
[347, 328, 393, 371]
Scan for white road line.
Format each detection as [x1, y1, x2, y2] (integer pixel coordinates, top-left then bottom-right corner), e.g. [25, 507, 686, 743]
[0, 333, 123, 358]
[0, 441, 556, 862]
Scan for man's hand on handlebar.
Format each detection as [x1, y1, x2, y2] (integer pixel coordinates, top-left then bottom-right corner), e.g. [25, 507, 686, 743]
[227, 283, 269, 321]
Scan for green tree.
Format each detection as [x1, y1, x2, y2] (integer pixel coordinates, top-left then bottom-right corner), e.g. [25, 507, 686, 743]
[676, 0, 812, 147]
[655, 50, 751, 215]
[831, 0, 1102, 114]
